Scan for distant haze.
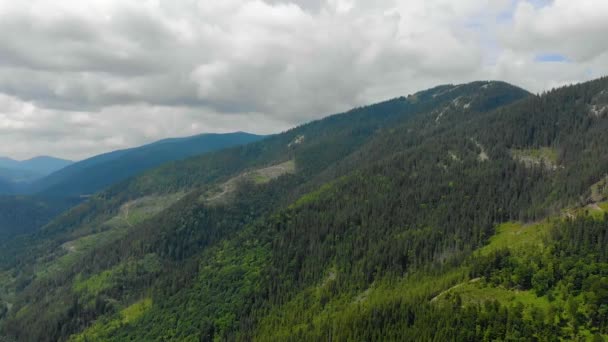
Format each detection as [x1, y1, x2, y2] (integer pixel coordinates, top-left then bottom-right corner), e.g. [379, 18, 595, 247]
[0, 156, 72, 183]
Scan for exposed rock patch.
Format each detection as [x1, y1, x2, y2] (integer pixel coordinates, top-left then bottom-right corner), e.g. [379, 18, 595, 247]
[471, 139, 489, 161]
[203, 160, 296, 204]
[511, 148, 559, 171]
[288, 135, 305, 147]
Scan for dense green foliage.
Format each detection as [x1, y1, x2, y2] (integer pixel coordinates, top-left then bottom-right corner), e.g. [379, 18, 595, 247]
[0, 196, 81, 240]
[2, 78, 608, 341]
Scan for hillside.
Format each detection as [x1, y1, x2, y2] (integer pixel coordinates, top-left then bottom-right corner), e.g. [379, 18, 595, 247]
[0, 196, 81, 240]
[0, 133, 264, 243]
[26, 132, 266, 196]
[1, 78, 608, 341]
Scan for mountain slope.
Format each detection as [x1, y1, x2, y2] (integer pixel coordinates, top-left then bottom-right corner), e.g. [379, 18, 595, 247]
[0, 178, 14, 195]
[0, 132, 265, 244]
[26, 132, 265, 196]
[4, 78, 608, 341]
[0, 80, 534, 341]
[0, 196, 81, 240]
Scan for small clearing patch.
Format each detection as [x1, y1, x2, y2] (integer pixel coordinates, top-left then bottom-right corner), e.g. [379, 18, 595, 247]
[590, 175, 608, 203]
[438, 282, 550, 310]
[101, 193, 185, 231]
[434, 107, 449, 124]
[288, 135, 305, 147]
[566, 201, 608, 220]
[589, 104, 608, 117]
[511, 147, 559, 170]
[204, 160, 296, 204]
[471, 138, 489, 161]
[589, 89, 608, 117]
[354, 288, 372, 303]
[69, 299, 152, 342]
[47, 194, 183, 278]
[477, 221, 552, 256]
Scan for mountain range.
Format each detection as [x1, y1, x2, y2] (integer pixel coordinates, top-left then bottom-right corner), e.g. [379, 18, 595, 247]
[0, 78, 607, 341]
[0, 156, 72, 192]
[26, 131, 265, 196]
[0, 132, 265, 240]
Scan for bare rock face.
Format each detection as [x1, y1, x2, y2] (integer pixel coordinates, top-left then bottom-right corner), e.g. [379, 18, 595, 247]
[589, 89, 608, 117]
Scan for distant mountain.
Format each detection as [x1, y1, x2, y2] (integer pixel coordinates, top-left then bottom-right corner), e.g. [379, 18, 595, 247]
[0, 156, 73, 189]
[0, 157, 20, 169]
[0, 132, 265, 243]
[27, 132, 266, 196]
[19, 156, 73, 175]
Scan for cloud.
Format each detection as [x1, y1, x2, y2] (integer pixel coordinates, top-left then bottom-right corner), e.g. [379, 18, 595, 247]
[0, 93, 286, 159]
[504, 0, 608, 62]
[0, 0, 607, 159]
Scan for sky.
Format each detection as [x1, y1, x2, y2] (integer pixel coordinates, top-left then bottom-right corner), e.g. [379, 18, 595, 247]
[1, 0, 608, 160]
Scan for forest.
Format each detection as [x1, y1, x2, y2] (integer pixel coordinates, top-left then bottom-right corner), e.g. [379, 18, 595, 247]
[0, 78, 607, 341]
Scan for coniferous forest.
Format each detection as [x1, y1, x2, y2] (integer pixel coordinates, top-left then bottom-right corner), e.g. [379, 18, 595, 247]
[1, 78, 608, 341]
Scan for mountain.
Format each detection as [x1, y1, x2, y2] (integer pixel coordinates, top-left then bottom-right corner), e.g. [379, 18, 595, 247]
[0, 132, 266, 243]
[0, 157, 20, 169]
[0, 156, 72, 188]
[18, 156, 73, 175]
[26, 132, 266, 196]
[0, 196, 82, 240]
[0, 178, 14, 195]
[1, 78, 608, 341]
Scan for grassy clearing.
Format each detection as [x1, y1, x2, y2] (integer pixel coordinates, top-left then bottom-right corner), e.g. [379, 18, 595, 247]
[477, 221, 552, 256]
[73, 254, 162, 298]
[445, 281, 551, 310]
[121, 298, 152, 324]
[37, 228, 128, 279]
[35, 193, 182, 280]
[204, 160, 296, 203]
[590, 176, 608, 202]
[511, 147, 559, 169]
[69, 298, 152, 342]
[251, 160, 296, 185]
[564, 200, 608, 220]
[105, 192, 185, 229]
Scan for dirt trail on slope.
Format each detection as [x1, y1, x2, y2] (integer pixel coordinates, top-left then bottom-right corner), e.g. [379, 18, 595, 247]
[430, 278, 481, 303]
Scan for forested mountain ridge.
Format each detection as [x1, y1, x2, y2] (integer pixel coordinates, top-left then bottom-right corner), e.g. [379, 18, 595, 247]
[26, 132, 266, 197]
[0, 196, 82, 240]
[2, 78, 608, 341]
[0, 132, 265, 243]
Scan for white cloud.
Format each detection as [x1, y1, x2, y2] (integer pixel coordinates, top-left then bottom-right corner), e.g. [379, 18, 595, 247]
[505, 0, 608, 62]
[0, 0, 607, 159]
[0, 93, 286, 160]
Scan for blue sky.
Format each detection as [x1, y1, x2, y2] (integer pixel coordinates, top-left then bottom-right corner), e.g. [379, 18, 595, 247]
[535, 53, 569, 63]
